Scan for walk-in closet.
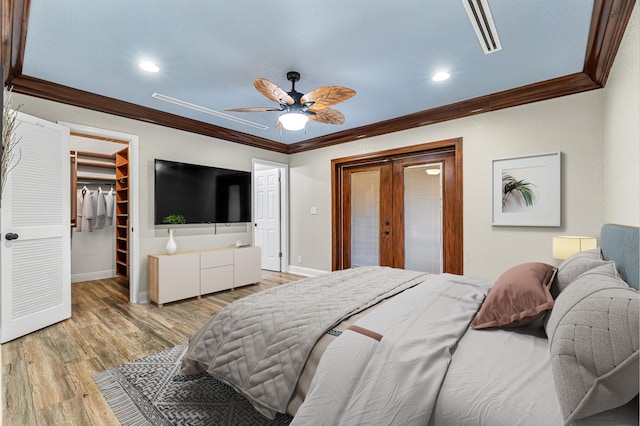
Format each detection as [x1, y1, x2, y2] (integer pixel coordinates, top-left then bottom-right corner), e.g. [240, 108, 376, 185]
[70, 133, 129, 292]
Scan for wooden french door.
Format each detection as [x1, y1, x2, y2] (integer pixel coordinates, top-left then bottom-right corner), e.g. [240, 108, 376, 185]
[339, 162, 394, 268]
[332, 138, 463, 274]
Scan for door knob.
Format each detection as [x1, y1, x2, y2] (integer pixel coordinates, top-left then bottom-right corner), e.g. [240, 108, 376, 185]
[5, 233, 19, 240]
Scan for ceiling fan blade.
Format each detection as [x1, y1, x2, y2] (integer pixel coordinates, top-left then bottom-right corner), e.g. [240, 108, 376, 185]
[225, 107, 282, 112]
[309, 108, 345, 125]
[254, 78, 295, 105]
[302, 86, 356, 110]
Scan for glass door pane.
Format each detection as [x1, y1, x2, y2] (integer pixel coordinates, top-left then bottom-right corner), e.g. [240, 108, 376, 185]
[350, 170, 380, 267]
[404, 163, 442, 273]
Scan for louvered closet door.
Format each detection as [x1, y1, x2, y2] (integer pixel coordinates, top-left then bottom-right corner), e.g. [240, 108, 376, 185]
[0, 112, 70, 343]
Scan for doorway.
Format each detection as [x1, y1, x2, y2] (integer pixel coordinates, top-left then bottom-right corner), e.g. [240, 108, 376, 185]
[70, 136, 127, 288]
[60, 122, 140, 303]
[332, 138, 463, 274]
[252, 159, 289, 272]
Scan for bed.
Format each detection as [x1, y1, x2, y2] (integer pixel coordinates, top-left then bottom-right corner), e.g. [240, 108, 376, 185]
[181, 223, 639, 425]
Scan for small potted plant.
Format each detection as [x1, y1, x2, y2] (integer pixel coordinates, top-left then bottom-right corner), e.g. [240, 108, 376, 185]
[162, 214, 185, 254]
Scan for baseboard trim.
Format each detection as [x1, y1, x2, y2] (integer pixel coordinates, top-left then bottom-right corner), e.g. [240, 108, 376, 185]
[72, 270, 116, 283]
[136, 291, 149, 304]
[287, 265, 330, 277]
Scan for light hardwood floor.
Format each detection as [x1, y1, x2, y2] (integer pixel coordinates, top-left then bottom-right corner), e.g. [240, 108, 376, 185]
[1, 271, 303, 426]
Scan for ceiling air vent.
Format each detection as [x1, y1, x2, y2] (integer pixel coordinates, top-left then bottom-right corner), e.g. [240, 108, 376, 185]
[151, 93, 268, 130]
[462, 0, 502, 54]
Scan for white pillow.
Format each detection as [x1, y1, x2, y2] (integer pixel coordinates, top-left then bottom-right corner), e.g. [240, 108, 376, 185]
[553, 249, 613, 296]
[546, 266, 638, 424]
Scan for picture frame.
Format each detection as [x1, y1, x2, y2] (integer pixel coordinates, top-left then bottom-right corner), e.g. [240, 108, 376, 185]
[492, 151, 561, 227]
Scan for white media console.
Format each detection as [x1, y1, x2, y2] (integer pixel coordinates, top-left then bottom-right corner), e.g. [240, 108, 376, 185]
[147, 246, 261, 307]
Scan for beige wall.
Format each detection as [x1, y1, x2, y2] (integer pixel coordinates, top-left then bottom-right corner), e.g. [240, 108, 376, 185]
[603, 2, 639, 226]
[290, 90, 606, 279]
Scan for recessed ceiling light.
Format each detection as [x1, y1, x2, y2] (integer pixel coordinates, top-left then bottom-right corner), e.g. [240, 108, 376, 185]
[432, 71, 450, 82]
[139, 61, 160, 73]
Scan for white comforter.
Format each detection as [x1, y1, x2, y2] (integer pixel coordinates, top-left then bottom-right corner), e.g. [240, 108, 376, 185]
[291, 273, 491, 425]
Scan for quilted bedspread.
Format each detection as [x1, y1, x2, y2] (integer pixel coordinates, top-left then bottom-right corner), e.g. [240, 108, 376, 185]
[180, 266, 428, 419]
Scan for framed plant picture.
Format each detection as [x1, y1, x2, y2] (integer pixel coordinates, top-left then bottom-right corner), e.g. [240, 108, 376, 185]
[492, 151, 561, 226]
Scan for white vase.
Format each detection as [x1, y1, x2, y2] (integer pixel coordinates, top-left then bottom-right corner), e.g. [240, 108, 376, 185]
[165, 229, 177, 254]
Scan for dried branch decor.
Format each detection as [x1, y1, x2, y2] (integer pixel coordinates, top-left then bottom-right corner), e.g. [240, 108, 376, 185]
[1, 86, 22, 197]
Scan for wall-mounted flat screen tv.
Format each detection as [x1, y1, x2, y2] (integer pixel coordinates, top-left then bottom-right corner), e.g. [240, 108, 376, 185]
[154, 159, 251, 224]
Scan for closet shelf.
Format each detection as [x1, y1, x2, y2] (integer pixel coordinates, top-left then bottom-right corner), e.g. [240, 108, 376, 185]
[115, 147, 129, 282]
[77, 175, 115, 182]
[75, 150, 116, 160]
[77, 159, 116, 169]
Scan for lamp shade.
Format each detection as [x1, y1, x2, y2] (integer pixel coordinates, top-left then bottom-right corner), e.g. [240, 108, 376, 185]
[552, 236, 597, 259]
[278, 113, 308, 131]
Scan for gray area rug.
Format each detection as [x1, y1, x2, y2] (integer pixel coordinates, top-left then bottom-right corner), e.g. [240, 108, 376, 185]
[93, 343, 292, 425]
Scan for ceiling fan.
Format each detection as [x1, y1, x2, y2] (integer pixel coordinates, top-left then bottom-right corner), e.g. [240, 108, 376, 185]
[226, 71, 356, 131]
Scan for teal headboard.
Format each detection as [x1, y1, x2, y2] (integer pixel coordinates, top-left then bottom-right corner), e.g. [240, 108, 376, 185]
[600, 224, 640, 290]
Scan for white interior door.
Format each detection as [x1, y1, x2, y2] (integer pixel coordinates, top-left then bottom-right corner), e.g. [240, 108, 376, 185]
[254, 168, 281, 271]
[0, 112, 70, 343]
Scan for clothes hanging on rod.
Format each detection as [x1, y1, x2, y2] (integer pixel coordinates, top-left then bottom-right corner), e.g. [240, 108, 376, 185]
[77, 178, 116, 186]
[76, 187, 115, 232]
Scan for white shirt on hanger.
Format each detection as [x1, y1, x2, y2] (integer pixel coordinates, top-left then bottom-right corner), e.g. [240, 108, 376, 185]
[77, 186, 93, 232]
[105, 187, 115, 226]
[92, 187, 107, 229]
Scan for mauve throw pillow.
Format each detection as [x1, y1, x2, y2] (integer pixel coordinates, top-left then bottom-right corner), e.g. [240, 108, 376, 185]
[471, 262, 557, 329]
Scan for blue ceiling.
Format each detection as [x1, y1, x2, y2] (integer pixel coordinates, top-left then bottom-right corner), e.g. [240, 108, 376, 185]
[19, 1, 595, 145]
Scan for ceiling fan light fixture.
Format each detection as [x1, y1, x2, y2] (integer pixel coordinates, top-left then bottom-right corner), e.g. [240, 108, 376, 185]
[139, 61, 160, 73]
[279, 112, 308, 131]
[432, 71, 450, 82]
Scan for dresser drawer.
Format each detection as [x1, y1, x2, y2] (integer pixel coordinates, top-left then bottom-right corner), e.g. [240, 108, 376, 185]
[201, 250, 234, 269]
[201, 265, 234, 294]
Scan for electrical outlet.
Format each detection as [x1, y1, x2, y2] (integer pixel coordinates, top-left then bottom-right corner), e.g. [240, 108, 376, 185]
[297, 255, 302, 263]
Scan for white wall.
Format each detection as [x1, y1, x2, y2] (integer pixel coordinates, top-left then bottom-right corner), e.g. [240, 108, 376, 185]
[603, 2, 639, 226]
[290, 90, 606, 280]
[12, 95, 288, 298]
